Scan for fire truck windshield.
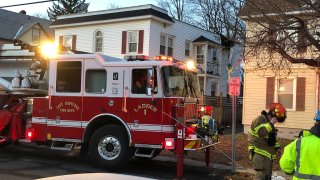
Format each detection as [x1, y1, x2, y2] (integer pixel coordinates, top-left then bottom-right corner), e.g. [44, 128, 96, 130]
[161, 66, 200, 97]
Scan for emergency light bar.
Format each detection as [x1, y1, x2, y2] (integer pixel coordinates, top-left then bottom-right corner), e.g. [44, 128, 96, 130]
[124, 55, 149, 61]
[154, 55, 174, 62]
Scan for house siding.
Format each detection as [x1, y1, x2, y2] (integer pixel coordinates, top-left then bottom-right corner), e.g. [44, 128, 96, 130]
[19, 24, 52, 45]
[54, 20, 151, 58]
[149, 19, 220, 60]
[243, 68, 317, 134]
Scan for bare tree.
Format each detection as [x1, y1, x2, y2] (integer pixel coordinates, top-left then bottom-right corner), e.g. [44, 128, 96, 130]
[192, 0, 246, 41]
[156, 0, 191, 21]
[106, 3, 120, 10]
[241, 0, 320, 77]
[32, 12, 49, 20]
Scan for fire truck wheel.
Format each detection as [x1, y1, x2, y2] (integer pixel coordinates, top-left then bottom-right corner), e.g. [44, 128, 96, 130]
[89, 125, 131, 169]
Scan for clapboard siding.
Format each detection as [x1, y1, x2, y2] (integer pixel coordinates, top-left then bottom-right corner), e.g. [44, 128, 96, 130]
[149, 19, 220, 60]
[243, 68, 316, 130]
[55, 20, 151, 58]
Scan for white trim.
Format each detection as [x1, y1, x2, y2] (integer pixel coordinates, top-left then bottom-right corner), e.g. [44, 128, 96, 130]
[14, 25, 24, 39]
[47, 119, 82, 128]
[52, 138, 81, 143]
[32, 118, 174, 133]
[52, 15, 173, 29]
[32, 117, 47, 124]
[135, 144, 162, 149]
[127, 123, 174, 133]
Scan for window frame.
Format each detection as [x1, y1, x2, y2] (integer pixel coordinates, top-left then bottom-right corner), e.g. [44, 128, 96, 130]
[160, 35, 166, 55]
[127, 31, 138, 53]
[32, 28, 40, 43]
[63, 35, 73, 50]
[274, 77, 297, 111]
[159, 34, 174, 56]
[185, 41, 191, 57]
[56, 61, 82, 93]
[85, 69, 107, 94]
[94, 30, 103, 53]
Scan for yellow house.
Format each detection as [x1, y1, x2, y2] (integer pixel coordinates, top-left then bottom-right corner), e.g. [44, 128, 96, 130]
[0, 9, 53, 45]
[239, 0, 319, 139]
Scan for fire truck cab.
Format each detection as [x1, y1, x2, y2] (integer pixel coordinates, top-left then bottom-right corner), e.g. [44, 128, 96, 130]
[21, 54, 201, 169]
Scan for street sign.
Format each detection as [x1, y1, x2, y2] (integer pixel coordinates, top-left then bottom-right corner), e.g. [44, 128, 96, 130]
[228, 77, 241, 96]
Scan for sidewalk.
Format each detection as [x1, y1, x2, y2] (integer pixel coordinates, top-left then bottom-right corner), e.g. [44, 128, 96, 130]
[154, 155, 292, 180]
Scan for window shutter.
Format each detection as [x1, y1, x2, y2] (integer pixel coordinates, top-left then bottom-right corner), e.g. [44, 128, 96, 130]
[266, 77, 275, 109]
[72, 35, 77, 50]
[138, 30, 144, 54]
[121, 31, 127, 54]
[59, 36, 63, 46]
[296, 77, 306, 111]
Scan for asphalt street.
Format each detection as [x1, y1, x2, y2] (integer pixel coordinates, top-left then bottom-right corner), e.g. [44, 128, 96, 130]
[0, 143, 228, 180]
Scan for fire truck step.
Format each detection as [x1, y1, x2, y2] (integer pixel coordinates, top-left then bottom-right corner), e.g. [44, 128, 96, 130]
[134, 148, 155, 158]
[51, 141, 74, 151]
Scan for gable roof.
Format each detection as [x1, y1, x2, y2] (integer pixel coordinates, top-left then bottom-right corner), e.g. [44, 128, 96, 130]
[0, 9, 53, 41]
[193, 35, 220, 45]
[239, 0, 310, 18]
[51, 4, 174, 27]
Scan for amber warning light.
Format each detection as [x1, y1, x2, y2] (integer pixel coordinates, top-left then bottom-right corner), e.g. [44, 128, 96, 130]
[154, 55, 174, 62]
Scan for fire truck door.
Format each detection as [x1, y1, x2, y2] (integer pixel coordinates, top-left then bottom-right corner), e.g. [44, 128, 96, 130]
[47, 60, 84, 140]
[127, 67, 163, 145]
[82, 67, 129, 129]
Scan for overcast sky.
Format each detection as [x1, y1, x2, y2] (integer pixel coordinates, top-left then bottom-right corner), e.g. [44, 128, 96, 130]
[1, 0, 156, 16]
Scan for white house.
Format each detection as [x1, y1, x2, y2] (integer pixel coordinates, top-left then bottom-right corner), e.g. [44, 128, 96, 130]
[50, 4, 222, 96]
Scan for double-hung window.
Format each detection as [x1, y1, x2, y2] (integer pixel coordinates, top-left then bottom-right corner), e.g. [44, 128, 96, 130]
[128, 31, 138, 53]
[159, 35, 174, 56]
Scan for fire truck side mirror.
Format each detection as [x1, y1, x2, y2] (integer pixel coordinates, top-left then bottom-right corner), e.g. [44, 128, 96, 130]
[146, 67, 155, 96]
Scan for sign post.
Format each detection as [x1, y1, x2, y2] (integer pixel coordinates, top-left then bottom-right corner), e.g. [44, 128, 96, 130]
[228, 77, 241, 173]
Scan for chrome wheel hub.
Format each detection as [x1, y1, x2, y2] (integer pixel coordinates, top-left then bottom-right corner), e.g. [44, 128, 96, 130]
[98, 136, 121, 160]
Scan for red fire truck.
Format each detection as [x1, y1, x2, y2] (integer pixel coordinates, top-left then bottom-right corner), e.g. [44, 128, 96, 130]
[0, 53, 217, 172]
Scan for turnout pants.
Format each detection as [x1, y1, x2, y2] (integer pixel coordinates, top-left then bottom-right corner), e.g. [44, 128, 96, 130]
[252, 153, 272, 180]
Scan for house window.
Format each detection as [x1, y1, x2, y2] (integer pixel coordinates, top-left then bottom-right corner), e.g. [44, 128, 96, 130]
[275, 78, 296, 110]
[94, 31, 103, 53]
[128, 31, 138, 53]
[212, 48, 217, 61]
[32, 28, 40, 43]
[63, 35, 73, 50]
[160, 35, 174, 56]
[185, 41, 191, 56]
[160, 35, 166, 55]
[85, 69, 106, 93]
[211, 83, 216, 96]
[167, 37, 173, 56]
[56, 61, 82, 93]
[196, 46, 204, 64]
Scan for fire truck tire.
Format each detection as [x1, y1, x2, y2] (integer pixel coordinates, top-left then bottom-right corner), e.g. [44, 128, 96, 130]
[88, 125, 131, 170]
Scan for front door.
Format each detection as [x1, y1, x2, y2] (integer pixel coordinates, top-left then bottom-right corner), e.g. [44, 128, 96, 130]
[47, 60, 84, 140]
[127, 67, 163, 145]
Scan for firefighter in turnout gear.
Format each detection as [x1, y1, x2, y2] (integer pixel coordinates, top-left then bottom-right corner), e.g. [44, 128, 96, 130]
[279, 110, 320, 179]
[248, 103, 287, 180]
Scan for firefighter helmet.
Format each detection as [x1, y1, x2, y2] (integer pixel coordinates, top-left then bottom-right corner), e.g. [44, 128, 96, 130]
[270, 103, 287, 123]
[314, 110, 320, 121]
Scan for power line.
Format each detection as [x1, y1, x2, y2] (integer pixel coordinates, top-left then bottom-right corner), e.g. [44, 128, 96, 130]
[0, 0, 58, 8]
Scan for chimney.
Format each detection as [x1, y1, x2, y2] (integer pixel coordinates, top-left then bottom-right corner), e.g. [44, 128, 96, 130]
[19, 10, 26, 15]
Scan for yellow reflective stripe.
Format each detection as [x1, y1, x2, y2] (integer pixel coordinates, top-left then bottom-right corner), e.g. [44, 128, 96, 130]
[254, 123, 272, 133]
[249, 129, 259, 137]
[275, 143, 280, 148]
[249, 146, 276, 160]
